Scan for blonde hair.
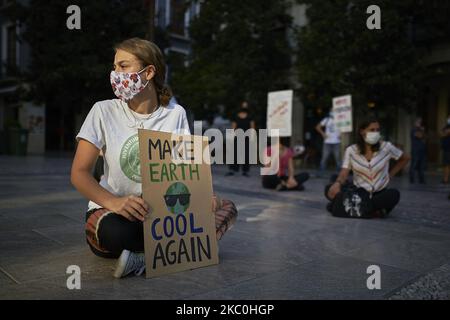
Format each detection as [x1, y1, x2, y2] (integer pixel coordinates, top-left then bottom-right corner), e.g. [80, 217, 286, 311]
[114, 37, 172, 106]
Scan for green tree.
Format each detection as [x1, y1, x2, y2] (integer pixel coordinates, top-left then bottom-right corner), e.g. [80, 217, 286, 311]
[171, 0, 293, 125]
[295, 0, 450, 124]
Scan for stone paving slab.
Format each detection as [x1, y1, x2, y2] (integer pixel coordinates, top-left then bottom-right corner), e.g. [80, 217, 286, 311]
[0, 211, 82, 232]
[0, 268, 16, 287]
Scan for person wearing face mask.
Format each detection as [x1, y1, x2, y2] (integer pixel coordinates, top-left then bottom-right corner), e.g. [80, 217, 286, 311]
[441, 114, 450, 185]
[71, 38, 238, 278]
[324, 116, 410, 218]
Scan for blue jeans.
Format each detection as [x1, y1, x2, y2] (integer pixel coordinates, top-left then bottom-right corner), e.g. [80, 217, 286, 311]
[320, 143, 341, 172]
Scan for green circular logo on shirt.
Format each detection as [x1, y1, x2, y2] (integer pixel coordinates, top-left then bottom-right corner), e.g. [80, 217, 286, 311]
[120, 134, 141, 182]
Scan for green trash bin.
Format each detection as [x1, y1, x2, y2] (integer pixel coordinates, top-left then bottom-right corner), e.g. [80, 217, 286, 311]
[8, 128, 29, 156]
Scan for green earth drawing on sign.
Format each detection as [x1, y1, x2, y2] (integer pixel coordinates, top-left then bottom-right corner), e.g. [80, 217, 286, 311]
[164, 182, 191, 215]
[120, 134, 141, 183]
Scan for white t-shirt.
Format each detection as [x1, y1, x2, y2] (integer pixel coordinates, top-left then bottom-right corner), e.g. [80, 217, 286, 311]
[75, 99, 191, 211]
[342, 142, 403, 193]
[320, 117, 341, 144]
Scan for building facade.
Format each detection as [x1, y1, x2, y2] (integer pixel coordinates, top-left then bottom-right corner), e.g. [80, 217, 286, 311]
[154, 0, 200, 80]
[390, 23, 450, 167]
[0, 0, 45, 155]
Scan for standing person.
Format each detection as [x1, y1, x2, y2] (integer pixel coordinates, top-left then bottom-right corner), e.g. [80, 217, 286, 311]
[226, 101, 256, 177]
[93, 150, 105, 182]
[315, 110, 341, 177]
[325, 117, 410, 218]
[409, 117, 427, 184]
[71, 38, 238, 278]
[262, 137, 310, 191]
[441, 114, 450, 184]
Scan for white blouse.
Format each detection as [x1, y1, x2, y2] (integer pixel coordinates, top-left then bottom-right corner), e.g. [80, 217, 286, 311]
[342, 141, 403, 193]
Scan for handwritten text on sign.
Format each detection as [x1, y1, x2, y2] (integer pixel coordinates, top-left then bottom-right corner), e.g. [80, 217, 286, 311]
[267, 90, 293, 137]
[139, 130, 218, 278]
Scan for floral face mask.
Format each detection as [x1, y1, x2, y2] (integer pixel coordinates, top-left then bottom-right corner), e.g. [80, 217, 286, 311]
[110, 67, 149, 102]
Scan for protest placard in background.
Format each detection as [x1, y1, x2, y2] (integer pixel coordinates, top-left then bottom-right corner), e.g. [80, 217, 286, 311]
[332, 95, 353, 133]
[267, 90, 293, 137]
[138, 129, 219, 278]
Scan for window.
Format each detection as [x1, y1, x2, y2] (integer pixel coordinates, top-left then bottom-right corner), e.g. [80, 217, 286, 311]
[6, 24, 17, 70]
[2, 22, 19, 76]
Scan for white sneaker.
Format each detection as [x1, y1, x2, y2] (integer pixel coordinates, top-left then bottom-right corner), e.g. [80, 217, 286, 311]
[113, 250, 146, 278]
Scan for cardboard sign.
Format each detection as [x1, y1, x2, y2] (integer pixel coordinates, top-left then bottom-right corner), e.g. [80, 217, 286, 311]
[332, 95, 353, 133]
[267, 90, 293, 137]
[138, 129, 219, 278]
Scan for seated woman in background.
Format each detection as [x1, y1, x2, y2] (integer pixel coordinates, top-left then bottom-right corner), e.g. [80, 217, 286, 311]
[325, 116, 410, 218]
[262, 137, 310, 191]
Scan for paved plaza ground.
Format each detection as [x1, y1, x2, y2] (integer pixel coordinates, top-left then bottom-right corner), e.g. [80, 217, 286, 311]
[0, 154, 449, 299]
